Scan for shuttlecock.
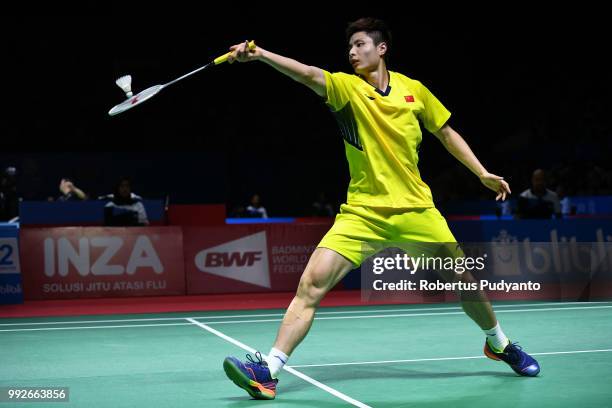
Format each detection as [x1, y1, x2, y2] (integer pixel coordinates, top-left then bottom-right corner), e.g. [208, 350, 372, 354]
[115, 75, 133, 98]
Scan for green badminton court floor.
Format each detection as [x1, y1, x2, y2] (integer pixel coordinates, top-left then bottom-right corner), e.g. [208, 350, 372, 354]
[2, 301, 612, 407]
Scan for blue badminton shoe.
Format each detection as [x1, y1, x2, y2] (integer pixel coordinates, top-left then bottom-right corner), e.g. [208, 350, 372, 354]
[223, 352, 278, 400]
[484, 340, 540, 376]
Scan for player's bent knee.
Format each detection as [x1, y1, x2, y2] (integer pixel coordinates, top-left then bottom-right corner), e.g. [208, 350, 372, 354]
[296, 275, 328, 306]
[297, 263, 338, 304]
[295, 248, 351, 306]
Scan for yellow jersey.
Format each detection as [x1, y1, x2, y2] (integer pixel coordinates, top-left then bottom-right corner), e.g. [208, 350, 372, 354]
[323, 69, 451, 208]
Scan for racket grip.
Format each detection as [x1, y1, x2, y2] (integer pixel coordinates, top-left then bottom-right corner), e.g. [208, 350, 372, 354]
[214, 40, 256, 65]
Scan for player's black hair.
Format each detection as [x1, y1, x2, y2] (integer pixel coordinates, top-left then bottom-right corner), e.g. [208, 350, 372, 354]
[346, 17, 392, 62]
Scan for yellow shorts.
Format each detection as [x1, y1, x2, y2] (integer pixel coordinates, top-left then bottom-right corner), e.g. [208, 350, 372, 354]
[317, 204, 460, 266]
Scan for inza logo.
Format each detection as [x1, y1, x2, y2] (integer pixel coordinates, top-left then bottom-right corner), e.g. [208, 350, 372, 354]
[44, 236, 163, 277]
[194, 231, 270, 288]
[205, 251, 262, 267]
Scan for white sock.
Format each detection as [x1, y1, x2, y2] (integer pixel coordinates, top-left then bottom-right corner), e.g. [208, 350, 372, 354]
[266, 348, 289, 378]
[483, 322, 510, 352]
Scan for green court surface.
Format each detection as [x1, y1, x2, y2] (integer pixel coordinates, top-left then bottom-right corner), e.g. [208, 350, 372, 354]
[2, 301, 612, 407]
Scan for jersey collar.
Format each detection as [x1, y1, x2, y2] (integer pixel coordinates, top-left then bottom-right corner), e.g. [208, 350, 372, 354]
[359, 70, 391, 97]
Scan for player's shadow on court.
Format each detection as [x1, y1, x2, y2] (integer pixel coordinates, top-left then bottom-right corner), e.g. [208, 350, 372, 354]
[278, 366, 517, 393]
[223, 397, 349, 407]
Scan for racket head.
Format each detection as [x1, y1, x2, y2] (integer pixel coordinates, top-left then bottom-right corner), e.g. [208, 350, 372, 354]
[108, 84, 165, 116]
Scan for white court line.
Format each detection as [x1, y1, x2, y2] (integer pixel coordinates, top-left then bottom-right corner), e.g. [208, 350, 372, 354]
[2, 301, 610, 327]
[202, 305, 612, 325]
[185, 318, 371, 408]
[2, 305, 612, 332]
[0, 323, 191, 332]
[290, 349, 612, 368]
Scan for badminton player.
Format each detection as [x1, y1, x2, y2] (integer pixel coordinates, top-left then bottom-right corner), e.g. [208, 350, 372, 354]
[222, 17, 540, 400]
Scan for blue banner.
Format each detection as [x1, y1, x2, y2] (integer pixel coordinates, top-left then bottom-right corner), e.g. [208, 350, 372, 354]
[19, 200, 165, 225]
[0, 223, 23, 304]
[342, 219, 612, 296]
[450, 219, 612, 242]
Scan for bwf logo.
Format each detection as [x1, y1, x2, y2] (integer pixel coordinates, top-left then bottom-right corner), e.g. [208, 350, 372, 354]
[204, 251, 263, 267]
[195, 231, 270, 288]
[44, 236, 163, 277]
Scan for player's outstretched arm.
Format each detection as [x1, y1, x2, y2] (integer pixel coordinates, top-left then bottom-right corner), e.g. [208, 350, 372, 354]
[434, 124, 511, 201]
[227, 40, 326, 98]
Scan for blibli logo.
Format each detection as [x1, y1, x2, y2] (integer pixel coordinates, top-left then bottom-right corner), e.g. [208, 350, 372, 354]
[0, 284, 22, 295]
[490, 228, 612, 275]
[43, 236, 163, 277]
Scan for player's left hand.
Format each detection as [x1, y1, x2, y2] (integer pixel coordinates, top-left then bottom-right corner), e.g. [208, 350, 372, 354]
[479, 172, 511, 201]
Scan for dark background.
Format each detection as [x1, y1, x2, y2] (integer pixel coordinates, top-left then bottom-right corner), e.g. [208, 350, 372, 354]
[2, 10, 610, 216]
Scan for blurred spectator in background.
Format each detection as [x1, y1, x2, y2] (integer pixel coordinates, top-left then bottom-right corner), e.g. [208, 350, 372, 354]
[497, 199, 513, 218]
[311, 191, 335, 217]
[102, 176, 149, 226]
[245, 193, 268, 218]
[0, 166, 19, 221]
[517, 169, 561, 219]
[57, 178, 88, 201]
[229, 204, 246, 218]
[20, 158, 44, 201]
[556, 184, 576, 217]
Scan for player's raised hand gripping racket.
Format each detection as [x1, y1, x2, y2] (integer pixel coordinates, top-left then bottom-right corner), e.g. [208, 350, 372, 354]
[108, 41, 256, 116]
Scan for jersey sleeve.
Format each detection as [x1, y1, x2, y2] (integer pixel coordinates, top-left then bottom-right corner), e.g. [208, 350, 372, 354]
[323, 70, 352, 112]
[414, 80, 451, 133]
